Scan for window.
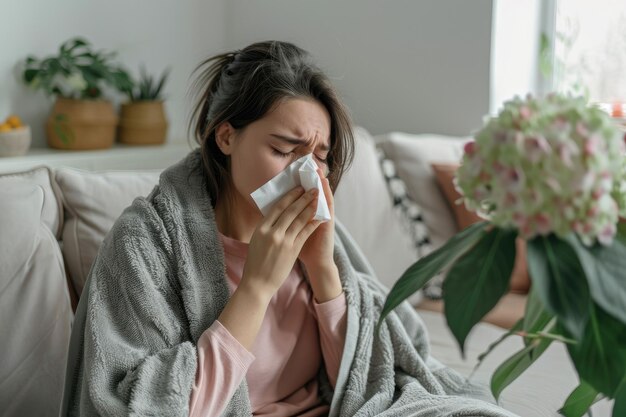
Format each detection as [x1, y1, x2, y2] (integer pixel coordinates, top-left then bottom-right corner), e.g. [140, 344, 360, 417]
[553, 0, 626, 115]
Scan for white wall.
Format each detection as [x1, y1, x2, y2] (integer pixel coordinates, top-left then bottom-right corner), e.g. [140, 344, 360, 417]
[1, 0, 225, 148]
[223, 0, 494, 137]
[1, 0, 497, 148]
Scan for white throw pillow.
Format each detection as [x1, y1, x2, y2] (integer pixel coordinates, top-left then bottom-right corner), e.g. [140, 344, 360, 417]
[55, 168, 161, 297]
[334, 126, 421, 304]
[0, 166, 63, 239]
[375, 133, 471, 249]
[0, 178, 72, 416]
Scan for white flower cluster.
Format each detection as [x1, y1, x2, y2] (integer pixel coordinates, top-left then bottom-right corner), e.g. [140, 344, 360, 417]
[456, 93, 626, 246]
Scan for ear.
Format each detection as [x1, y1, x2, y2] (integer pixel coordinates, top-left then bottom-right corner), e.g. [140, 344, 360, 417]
[215, 121, 237, 155]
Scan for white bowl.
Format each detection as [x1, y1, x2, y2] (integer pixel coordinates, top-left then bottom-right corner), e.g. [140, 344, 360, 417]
[0, 125, 32, 157]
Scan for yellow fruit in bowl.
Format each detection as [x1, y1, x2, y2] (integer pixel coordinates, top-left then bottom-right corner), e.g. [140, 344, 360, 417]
[0, 123, 12, 133]
[5, 115, 22, 128]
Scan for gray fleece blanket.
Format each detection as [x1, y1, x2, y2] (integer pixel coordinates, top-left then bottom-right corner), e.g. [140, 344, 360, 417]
[60, 148, 517, 417]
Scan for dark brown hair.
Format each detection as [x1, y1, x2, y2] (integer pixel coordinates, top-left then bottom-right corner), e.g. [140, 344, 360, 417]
[187, 40, 355, 208]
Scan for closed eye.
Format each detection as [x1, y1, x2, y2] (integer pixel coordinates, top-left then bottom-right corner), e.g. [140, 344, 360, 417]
[271, 148, 327, 163]
[271, 148, 294, 158]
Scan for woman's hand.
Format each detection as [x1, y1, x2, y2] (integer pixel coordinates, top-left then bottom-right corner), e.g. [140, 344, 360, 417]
[219, 188, 320, 350]
[220, 181, 333, 350]
[298, 168, 343, 303]
[241, 186, 322, 301]
[298, 167, 335, 272]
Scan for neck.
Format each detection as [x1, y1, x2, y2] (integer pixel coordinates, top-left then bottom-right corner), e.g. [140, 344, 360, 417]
[214, 187, 262, 244]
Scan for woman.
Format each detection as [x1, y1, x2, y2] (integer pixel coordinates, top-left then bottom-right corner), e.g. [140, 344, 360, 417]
[60, 40, 516, 417]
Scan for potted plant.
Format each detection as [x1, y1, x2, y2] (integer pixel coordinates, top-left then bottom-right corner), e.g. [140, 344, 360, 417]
[21, 37, 133, 150]
[118, 65, 170, 145]
[378, 93, 626, 417]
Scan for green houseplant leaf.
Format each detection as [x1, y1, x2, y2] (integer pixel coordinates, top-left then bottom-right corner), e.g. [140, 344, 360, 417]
[567, 304, 626, 398]
[443, 227, 517, 356]
[126, 64, 171, 101]
[613, 375, 626, 417]
[487, 290, 561, 400]
[558, 380, 600, 417]
[490, 324, 555, 401]
[376, 221, 489, 334]
[526, 235, 590, 340]
[568, 235, 626, 326]
[20, 36, 135, 99]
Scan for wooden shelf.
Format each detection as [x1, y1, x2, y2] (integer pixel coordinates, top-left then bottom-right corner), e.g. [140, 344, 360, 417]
[0, 140, 197, 173]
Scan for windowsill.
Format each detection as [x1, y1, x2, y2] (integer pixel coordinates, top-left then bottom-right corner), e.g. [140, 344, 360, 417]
[0, 139, 197, 173]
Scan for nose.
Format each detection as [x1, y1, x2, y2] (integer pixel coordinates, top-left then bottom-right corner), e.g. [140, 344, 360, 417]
[305, 153, 327, 175]
[317, 161, 329, 177]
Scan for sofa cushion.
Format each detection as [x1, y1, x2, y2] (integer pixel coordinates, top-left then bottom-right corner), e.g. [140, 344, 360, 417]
[431, 163, 482, 229]
[377, 148, 432, 258]
[55, 168, 161, 297]
[375, 147, 442, 299]
[375, 133, 471, 249]
[0, 179, 72, 416]
[334, 126, 420, 304]
[0, 166, 63, 239]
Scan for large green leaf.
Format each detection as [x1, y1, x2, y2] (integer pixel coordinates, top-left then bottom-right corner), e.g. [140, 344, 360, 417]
[527, 235, 590, 340]
[567, 304, 626, 398]
[376, 222, 489, 333]
[613, 375, 626, 417]
[443, 227, 517, 355]
[568, 235, 626, 326]
[491, 333, 552, 400]
[558, 380, 599, 417]
[23, 69, 39, 83]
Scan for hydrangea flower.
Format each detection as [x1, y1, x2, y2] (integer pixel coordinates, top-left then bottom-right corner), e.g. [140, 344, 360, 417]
[455, 93, 626, 246]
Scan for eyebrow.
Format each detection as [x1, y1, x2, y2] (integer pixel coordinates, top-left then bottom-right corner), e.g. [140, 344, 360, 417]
[270, 134, 330, 151]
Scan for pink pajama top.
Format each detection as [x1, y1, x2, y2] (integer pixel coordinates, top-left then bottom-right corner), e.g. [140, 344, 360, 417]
[188, 230, 348, 416]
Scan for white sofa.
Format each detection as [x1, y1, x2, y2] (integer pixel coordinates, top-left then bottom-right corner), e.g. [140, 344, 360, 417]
[0, 126, 612, 416]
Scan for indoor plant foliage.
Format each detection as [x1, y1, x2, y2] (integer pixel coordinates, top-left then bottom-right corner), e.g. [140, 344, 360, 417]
[118, 65, 170, 145]
[125, 65, 170, 102]
[22, 37, 133, 99]
[378, 93, 626, 417]
[20, 37, 133, 150]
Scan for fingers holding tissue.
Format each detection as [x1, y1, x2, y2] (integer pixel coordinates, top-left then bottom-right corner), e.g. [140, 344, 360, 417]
[251, 154, 332, 222]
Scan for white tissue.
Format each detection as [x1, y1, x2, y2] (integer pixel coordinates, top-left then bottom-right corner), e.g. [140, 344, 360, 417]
[250, 153, 331, 222]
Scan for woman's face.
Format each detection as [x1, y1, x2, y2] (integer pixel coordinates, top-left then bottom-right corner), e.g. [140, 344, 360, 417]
[216, 97, 331, 213]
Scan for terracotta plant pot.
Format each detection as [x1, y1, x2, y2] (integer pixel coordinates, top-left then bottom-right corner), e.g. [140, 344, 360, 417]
[118, 100, 168, 145]
[46, 98, 118, 150]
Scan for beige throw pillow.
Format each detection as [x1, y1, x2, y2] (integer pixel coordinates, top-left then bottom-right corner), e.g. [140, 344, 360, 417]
[376, 133, 471, 249]
[55, 168, 161, 297]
